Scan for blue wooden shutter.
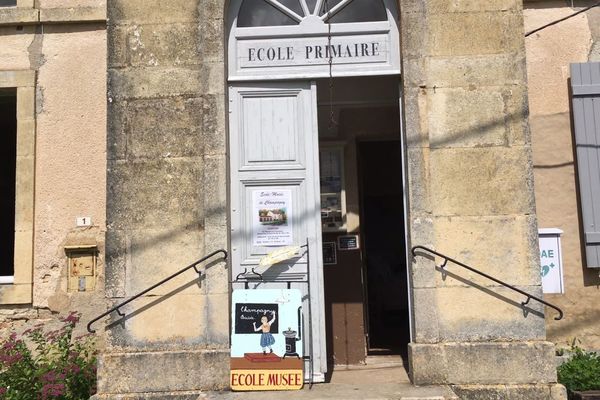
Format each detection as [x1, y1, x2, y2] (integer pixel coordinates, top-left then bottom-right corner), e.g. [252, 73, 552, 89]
[571, 62, 600, 268]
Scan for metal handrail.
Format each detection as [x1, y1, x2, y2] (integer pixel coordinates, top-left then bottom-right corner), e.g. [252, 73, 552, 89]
[87, 249, 228, 333]
[411, 245, 564, 321]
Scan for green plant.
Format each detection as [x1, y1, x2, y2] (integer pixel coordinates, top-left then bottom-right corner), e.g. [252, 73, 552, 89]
[558, 340, 600, 396]
[0, 312, 97, 399]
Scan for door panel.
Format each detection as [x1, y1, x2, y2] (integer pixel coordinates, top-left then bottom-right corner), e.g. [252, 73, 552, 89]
[229, 81, 327, 378]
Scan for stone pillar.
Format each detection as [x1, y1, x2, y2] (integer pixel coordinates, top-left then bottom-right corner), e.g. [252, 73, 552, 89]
[98, 0, 229, 397]
[400, 1, 565, 398]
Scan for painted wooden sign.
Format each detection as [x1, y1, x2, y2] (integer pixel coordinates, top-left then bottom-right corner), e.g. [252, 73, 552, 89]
[238, 35, 389, 68]
[231, 289, 304, 391]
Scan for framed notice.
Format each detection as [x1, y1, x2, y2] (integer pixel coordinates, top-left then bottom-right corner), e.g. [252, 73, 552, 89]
[252, 190, 293, 247]
[322, 242, 337, 265]
[320, 146, 346, 232]
[338, 235, 359, 251]
[231, 289, 304, 391]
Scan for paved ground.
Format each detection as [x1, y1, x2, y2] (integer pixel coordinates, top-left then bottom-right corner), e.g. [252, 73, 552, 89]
[199, 366, 458, 400]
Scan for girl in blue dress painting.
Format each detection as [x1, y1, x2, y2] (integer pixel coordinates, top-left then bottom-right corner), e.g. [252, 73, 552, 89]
[253, 311, 276, 355]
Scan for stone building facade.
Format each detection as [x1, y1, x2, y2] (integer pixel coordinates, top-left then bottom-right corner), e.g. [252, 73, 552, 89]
[0, 0, 106, 338]
[0, 0, 599, 399]
[525, 1, 600, 351]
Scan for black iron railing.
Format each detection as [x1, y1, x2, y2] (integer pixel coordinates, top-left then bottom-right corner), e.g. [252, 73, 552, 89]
[87, 249, 228, 333]
[411, 245, 564, 321]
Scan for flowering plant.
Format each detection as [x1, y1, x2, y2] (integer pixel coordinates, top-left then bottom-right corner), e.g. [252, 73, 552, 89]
[0, 312, 97, 399]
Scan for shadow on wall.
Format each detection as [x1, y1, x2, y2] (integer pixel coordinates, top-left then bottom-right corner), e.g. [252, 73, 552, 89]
[413, 249, 547, 320]
[405, 108, 526, 148]
[547, 308, 600, 343]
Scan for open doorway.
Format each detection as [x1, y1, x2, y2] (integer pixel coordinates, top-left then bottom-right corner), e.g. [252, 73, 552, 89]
[318, 76, 410, 367]
[358, 140, 409, 354]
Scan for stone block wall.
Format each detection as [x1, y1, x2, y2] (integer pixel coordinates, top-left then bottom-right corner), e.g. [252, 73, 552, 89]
[399, 0, 563, 393]
[98, 0, 570, 396]
[100, 0, 230, 395]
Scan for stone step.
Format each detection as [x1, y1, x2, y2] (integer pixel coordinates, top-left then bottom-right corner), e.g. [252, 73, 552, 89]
[93, 358, 458, 400]
[365, 354, 406, 368]
[93, 384, 458, 400]
[92, 392, 201, 400]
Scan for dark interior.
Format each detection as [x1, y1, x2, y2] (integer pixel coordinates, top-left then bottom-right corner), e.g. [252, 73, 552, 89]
[0, 89, 17, 277]
[358, 140, 409, 354]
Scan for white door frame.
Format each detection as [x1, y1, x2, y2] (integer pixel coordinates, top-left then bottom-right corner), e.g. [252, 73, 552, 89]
[226, 0, 410, 379]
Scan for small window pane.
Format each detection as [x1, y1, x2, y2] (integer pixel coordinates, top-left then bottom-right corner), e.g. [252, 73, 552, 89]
[278, 0, 304, 17]
[0, 0, 17, 7]
[238, 0, 299, 27]
[319, 0, 343, 16]
[327, 0, 387, 23]
[306, 0, 318, 14]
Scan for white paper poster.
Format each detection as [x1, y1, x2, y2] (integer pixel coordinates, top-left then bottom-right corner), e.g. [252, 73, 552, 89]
[253, 190, 293, 247]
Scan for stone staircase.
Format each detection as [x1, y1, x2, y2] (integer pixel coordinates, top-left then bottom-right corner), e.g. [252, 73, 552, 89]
[93, 363, 458, 400]
[92, 354, 565, 399]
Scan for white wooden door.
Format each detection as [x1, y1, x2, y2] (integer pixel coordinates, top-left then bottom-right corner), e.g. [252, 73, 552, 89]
[229, 81, 327, 380]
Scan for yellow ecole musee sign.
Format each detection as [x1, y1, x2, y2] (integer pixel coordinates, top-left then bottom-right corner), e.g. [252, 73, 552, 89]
[231, 370, 303, 391]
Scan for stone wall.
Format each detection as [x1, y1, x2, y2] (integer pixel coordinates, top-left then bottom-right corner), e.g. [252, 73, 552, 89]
[98, 0, 570, 397]
[0, 1, 107, 340]
[525, 1, 600, 350]
[399, 0, 563, 395]
[99, 0, 230, 396]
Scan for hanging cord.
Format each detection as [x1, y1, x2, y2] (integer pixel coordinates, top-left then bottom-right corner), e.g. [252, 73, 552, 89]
[324, 0, 337, 132]
[525, 1, 600, 37]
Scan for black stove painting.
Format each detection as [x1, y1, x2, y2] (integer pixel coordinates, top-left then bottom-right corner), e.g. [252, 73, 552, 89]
[282, 315, 302, 359]
[230, 289, 304, 391]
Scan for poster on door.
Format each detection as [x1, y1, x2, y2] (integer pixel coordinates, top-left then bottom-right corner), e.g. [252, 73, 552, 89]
[253, 190, 293, 247]
[230, 289, 304, 391]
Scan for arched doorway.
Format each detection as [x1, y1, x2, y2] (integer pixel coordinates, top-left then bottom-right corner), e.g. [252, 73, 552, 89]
[226, 0, 408, 382]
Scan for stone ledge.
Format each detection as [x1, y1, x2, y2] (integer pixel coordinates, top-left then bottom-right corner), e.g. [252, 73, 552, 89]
[409, 341, 558, 386]
[0, 283, 32, 305]
[39, 7, 106, 23]
[0, 6, 106, 26]
[96, 349, 229, 395]
[451, 383, 567, 400]
[0, 70, 35, 88]
[0, 8, 38, 25]
[92, 391, 201, 400]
